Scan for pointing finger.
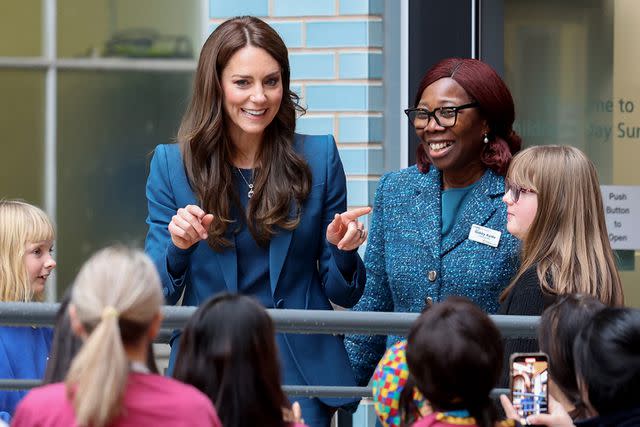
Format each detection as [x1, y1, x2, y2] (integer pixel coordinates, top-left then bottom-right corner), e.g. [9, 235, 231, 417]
[340, 207, 372, 223]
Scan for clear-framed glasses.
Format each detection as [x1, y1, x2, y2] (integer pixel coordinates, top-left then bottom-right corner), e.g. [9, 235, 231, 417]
[504, 178, 536, 203]
[404, 102, 478, 128]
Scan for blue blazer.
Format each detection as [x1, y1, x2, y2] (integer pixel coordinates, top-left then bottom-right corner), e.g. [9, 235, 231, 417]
[145, 134, 365, 405]
[345, 165, 520, 385]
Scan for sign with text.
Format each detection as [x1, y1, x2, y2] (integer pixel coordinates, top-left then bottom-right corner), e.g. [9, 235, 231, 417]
[601, 185, 640, 250]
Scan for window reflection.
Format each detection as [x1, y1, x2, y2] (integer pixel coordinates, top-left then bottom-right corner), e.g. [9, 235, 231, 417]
[504, 0, 614, 182]
[0, 70, 45, 204]
[57, 0, 200, 59]
[0, 1, 42, 56]
[56, 71, 193, 291]
[504, 0, 640, 307]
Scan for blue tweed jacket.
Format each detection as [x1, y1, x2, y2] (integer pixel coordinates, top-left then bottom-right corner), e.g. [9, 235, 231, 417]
[344, 165, 520, 385]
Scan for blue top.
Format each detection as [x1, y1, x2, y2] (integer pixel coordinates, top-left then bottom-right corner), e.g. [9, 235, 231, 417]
[144, 134, 366, 406]
[234, 168, 271, 307]
[441, 181, 478, 236]
[0, 326, 52, 421]
[344, 166, 520, 386]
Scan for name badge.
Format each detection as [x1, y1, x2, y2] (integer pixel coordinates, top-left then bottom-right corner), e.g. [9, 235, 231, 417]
[468, 224, 501, 248]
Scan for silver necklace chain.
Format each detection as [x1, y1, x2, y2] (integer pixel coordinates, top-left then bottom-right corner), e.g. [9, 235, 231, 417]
[236, 167, 254, 199]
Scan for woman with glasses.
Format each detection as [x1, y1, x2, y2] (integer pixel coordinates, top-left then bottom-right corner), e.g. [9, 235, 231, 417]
[498, 145, 624, 384]
[345, 58, 522, 387]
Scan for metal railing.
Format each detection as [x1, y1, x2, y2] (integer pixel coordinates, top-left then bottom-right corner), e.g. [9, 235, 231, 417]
[0, 302, 539, 396]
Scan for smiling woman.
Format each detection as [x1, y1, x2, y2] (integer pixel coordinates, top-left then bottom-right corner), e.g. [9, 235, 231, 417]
[221, 46, 283, 150]
[144, 16, 370, 427]
[345, 59, 523, 397]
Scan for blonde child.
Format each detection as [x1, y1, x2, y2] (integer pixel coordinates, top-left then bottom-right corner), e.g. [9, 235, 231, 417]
[12, 247, 220, 427]
[0, 200, 56, 419]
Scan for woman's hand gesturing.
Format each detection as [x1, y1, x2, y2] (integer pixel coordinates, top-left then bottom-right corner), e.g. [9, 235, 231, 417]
[326, 207, 372, 251]
[168, 205, 214, 250]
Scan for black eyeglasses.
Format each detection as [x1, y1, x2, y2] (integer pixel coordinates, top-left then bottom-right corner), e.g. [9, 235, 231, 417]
[504, 179, 536, 203]
[404, 102, 478, 128]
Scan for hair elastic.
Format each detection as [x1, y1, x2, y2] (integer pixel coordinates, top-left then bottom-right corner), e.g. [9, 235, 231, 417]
[102, 306, 119, 320]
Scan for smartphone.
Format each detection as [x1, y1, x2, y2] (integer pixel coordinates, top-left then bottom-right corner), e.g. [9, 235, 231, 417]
[509, 353, 549, 420]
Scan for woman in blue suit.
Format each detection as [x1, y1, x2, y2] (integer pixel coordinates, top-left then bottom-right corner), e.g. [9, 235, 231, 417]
[345, 58, 523, 388]
[144, 16, 369, 427]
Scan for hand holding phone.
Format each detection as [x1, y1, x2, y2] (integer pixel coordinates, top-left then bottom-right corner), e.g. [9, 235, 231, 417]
[510, 353, 549, 422]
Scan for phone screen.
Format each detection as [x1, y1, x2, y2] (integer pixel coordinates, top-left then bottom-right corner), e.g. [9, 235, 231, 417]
[510, 353, 549, 419]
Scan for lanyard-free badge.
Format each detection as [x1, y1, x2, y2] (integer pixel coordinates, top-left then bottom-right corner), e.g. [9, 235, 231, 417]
[468, 224, 501, 248]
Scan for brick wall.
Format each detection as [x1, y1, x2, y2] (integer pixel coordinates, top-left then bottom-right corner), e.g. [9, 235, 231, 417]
[209, 0, 384, 209]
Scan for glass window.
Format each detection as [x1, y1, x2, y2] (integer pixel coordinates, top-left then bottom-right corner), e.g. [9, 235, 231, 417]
[57, 0, 201, 59]
[0, 70, 45, 205]
[0, 1, 42, 56]
[504, 0, 640, 306]
[56, 70, 193, 293]
[505, 0, 614, 180]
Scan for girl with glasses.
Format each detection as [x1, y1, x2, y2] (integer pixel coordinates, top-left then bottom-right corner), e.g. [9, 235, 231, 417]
[498, 145, 624, 385]
[345, 58, 522, 390]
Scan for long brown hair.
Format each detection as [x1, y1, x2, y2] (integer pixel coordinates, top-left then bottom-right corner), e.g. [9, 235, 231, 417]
[177, 16, 311, 250]
[500, 146, 623, 306]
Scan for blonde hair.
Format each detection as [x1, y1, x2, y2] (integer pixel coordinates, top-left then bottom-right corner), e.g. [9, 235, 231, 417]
[0, 200, 55, 302]
[500, 146, 624, 306]
[65, 246, 163, 427]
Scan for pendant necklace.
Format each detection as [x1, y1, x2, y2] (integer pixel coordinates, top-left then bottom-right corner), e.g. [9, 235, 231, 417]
[237, 167, 255, 199]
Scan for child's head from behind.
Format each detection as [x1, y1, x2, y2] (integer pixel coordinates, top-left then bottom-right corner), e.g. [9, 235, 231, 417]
[0, 200, 56, 301]
[174, 293, 288, 427]
[574, 307, 640, 417]
[66, 246, 163, 427]
[538, 294, 605, 419]
[406, 297, 503, 414]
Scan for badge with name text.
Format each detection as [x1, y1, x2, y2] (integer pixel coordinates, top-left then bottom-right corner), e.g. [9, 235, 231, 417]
[468, 224, 501, 248]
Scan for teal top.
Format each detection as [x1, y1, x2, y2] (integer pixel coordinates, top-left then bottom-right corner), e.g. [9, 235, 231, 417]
[441, 181, 479, 236]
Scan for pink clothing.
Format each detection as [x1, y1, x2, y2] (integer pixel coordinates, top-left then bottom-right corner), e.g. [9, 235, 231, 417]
[12, 373, 221, 427]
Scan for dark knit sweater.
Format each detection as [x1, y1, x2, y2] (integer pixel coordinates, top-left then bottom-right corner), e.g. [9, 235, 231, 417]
[497, 265, 556, 387]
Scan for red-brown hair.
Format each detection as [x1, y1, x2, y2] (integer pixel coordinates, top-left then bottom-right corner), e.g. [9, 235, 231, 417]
[414, 58, 521, 175]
